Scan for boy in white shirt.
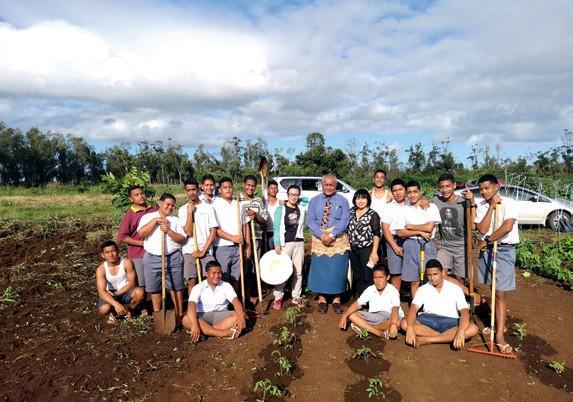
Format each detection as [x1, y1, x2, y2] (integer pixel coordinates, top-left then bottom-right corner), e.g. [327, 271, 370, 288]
[382, 178, 408, 291]
[402, 259, 478, 348]
[183, 261, 246, 342]
[396, 180, 441, 298]
[474, 174, 519, 354]
[338, 263, 404, 339]
[137, 193, 187, 320]
[179, 178, 218, 293]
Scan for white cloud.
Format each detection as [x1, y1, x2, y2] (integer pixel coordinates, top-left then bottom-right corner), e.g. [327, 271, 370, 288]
[0, 0, 571, 152]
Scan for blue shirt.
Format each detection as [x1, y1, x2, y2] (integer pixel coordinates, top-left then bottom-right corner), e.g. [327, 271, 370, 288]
[306, 192, 350, 238]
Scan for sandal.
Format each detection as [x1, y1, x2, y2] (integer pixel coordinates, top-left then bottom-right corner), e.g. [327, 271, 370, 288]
[332, 302, 343, 314]
[224, 327, 239, 340]
[317, 302, 328, 314]
[350, 323, 362, 334]
[496, 343, 513, 354]
[106, 314, 117, 325]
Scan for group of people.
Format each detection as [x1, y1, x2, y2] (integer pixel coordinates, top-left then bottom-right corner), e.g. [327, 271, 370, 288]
[96, 170, 519, 353]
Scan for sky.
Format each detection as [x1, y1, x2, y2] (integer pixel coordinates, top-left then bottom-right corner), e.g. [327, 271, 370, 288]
[0, 0, 572, 164]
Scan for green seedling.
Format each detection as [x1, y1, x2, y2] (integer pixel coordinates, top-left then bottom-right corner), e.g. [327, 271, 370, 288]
[254, 378, 283, 402]
[366, 377, 385, 399]
[0, 286, 20, 303]
[548, 361, 567, 375]
[354, 326, 371, 340]
[513, 322, 527, 340]
[273, 326, 296, 349]
[352, 345, 375, 360]
[271, 350, 293, 376]
[285, 306, 302, 326]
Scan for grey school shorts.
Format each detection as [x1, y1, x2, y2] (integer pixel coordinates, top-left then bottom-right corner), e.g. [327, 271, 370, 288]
[143, 251, 184, 293]
[437, 247, 466, 278]
[360, 310, 391, 325]
[96, 287, 134, 309]
[478, 244, 516, 292]
[386, 236, 405, 275]
[197, 310, 235, 325]
[214, 245, 241, 282]
[402, 238, 437, 282]
[183, 253, 215, 279]
[131, 258, 145, 287]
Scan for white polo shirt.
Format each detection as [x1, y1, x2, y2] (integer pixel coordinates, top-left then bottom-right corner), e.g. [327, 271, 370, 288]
[381, 200, 407, 235]
[199, 193, 216, 205]
[356, 283, 404, 318]
[178, 202, 218, 254]
[412, 280, 468, 319]
[137, 211, 186, 255]
[474, 196, 519, 244]
[189, 280, 238, 313]
[212, 197, 249, 247]
[394, 203, 441, 239]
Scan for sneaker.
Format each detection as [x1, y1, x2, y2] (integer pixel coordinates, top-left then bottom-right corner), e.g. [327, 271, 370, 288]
[273, 299, 283, 310]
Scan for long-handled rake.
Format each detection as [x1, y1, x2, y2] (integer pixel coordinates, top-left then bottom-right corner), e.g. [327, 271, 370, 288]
[464, 198, 475, 316]
[468, 204, 517, 359]
[236, 196, 246, 305]
[192, 221, 202, 284]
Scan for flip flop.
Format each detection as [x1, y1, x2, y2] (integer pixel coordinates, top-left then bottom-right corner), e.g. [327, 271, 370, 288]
[350, 323, 362, 334]
[106, 314, 117, 325]
[496, 343, 513, 354]
[482, 327, 507, 335]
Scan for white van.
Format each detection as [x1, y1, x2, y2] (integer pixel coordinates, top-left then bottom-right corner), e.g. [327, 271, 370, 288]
[273, 176, 356, 205]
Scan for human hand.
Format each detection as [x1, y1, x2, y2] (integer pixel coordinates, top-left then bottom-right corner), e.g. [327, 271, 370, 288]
[453, 330, 465, 350]
[489, 194, 502, 206]
[418, 198, 430, 209]
[236, 315, 246, 333]
[114, 302, 127, 316]
[338, 316, 347, 330]
[405, 327, 416, 347]
[274, 246, 282, 255]
[244, 244, 252, 259]
[388, 324, 398, 339]
[393, 245, 404, 257]
[189, 322, 202, 343]
[187, 202, 196, 215]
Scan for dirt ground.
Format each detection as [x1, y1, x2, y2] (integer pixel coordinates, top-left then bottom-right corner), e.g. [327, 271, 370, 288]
[0, 221, 572, 402]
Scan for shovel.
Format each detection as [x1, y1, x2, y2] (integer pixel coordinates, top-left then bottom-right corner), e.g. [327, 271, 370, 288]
[154, 231, 176, 336]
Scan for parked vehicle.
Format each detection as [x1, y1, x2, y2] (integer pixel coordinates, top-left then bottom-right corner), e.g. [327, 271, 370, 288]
[272, 176, 356, 204]
[454, 184, 572, 231]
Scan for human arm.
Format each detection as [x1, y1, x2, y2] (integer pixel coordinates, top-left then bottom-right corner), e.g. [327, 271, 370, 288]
[137, 216, 161, 239]
[160, 219, 186, 244]
[306, 198, 324, 238]
[453, 309, 471, 349]
[396, 228, 430, 240]
[405, 303, 420, 347]
[117, 212, 144, 247]
[195, 227, 217, 258]
[330, 197, 351, 237]
[243, 222, 252, 260]
[383, 222, 403, 256]
[185, 301, 202, 343]
[338, 301, 362, 330]
[388, 306, 400, 338]
[369, 212, 381, 264]
[273, 206, 283, 252]
[181, 203, 195, 237]
[231, 297, 247, 332]
[96, 265, 127, 316]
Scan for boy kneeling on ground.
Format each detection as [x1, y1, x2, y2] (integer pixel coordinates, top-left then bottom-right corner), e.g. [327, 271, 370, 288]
[401, 259, 478, 349]
[183, 261, 247, 342]
[338, 263, 403, 339]
[96, 240, 145, 324]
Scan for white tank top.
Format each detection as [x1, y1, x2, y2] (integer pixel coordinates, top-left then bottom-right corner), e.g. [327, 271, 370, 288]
[104, 259, 129, 292]
[370, 189, 390, 217]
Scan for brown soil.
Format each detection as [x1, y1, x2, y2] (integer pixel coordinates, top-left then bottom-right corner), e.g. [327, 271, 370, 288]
[0, 222, 572, 402]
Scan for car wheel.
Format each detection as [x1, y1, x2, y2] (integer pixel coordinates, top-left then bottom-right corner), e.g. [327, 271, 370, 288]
[547, 210, 571, 231]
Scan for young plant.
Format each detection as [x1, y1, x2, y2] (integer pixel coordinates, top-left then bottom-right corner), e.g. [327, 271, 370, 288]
[513, 322, 527, 340]
[548, 361, 567, 375]
[352, 345, 376, 360]
[0, 286, 19, 303]
[271, 350, 293, 376]
[354, 326, 371, 340]
[285, 306, 302, 326]
[254, 378, 283, 402]
[366, 378, 385, 399]
[273, 326, 296, 349]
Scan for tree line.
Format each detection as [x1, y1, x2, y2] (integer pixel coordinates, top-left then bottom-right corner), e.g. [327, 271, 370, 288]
[1, 121, 572, 192]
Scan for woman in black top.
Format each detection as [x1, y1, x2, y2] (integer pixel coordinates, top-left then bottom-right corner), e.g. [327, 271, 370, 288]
[347, 189, 381, 297]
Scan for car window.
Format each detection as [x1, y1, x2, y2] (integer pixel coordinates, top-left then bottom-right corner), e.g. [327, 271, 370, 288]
[336, 182, 345, 192]
[504, 186, 537, 201]
[302, 179, 320, 191]
[279, 178, 300, 190]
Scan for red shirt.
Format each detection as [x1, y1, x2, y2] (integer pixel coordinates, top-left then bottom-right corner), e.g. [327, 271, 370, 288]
[117, 204, 158, 259]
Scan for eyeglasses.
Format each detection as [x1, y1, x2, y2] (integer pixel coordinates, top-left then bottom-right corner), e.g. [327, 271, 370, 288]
[287, 193, 300, 197]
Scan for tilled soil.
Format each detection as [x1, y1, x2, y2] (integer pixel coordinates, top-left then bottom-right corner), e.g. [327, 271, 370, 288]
[0, 221, 572, 401]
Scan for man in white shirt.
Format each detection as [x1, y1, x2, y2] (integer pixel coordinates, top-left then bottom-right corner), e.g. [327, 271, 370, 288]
[402, 259, 478, 348]
[179, 178, 218, 293]
[338, 264, 403, 339]
[474, 174, 519, 354]
[183, 261, 246, 342]
[199, 174, 217, 205]
[265, 179, 281, 252]
[212, 177, 251, 294]
[137, 193, 187, 320]
[382, 178, 408, 291]
[396, 180, 442, 298]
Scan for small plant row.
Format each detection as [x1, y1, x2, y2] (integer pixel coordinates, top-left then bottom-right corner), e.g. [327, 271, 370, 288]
[251, 303, 307, 401]
[517, 235, 573, 289]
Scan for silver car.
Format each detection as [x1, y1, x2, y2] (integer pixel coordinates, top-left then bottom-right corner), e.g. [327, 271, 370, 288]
[273, 176, 356, 204]
[454, 184, 572, 231]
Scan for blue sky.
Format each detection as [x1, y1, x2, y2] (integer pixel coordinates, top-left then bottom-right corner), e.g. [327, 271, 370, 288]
[0, 0, 571, 165]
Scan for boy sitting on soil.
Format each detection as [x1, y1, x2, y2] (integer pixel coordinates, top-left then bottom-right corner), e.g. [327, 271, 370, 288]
[401, 259, 478, 349]
[338, 263, 404, 339]
[96, 240, 145, 324]
[183, 261, 246, 342]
